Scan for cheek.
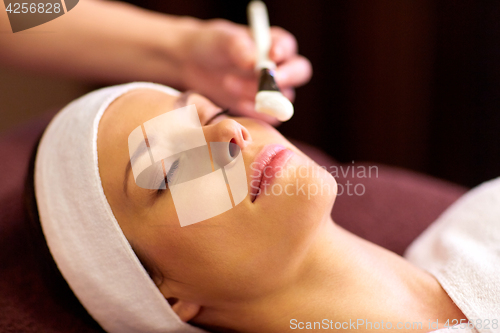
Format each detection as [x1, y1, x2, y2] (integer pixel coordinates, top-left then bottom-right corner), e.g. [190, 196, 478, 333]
[255, 153, 337, 216]
[141, 192, 180, 227]
[145, 221, 261, 300]
[216, 158, 335, 286]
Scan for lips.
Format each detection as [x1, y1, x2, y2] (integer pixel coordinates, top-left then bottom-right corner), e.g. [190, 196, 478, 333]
[250, 144, 294, 202]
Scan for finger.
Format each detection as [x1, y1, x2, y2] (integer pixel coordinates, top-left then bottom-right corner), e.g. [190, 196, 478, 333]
[207, 19, 256, 71]
[222, 74, 258, 100]
[269, 26, 298, 64]
[227, 31, 256, 70]
[274, 55, 313, 88]
[216, 22, 256, 71]
[281, 87, 296, 103]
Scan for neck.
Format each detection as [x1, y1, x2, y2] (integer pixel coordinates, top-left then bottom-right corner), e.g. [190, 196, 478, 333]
[198, 217, 466, 333]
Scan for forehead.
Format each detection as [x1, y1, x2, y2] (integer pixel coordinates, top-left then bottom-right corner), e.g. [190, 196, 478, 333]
[98, 89, 181, 158]
[97, 88, 179, 193]
[100, 89, 179, 140]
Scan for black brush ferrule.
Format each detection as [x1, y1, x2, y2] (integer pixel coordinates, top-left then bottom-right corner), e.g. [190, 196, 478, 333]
[258, 68, 280, 92]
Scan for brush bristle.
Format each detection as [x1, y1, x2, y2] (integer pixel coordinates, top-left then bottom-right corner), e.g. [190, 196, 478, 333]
[255, 91, 294, 121]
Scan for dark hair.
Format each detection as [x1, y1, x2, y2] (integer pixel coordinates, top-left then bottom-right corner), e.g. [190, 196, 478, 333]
[23, 135, 103, 331]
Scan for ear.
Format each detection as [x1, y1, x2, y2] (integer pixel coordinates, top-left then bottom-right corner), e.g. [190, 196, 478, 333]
[170, 298, 201, 322]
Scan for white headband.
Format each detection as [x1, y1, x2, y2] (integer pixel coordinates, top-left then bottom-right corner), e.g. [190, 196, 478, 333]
[35, 82, 208, 333]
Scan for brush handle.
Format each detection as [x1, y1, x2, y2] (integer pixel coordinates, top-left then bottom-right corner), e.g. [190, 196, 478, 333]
[247, 1, 276, 70]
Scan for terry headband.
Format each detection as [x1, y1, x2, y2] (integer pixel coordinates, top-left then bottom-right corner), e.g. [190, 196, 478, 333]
[128, 104, 247, 227]
[35, 82, 208, 333]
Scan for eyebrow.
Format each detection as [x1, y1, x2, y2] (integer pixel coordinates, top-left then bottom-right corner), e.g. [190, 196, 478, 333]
[174, 90, 194, 109]
[123, 91, 192, 195]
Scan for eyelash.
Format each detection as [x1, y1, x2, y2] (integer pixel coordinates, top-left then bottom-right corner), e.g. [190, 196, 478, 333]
[162, 159, 179, 189]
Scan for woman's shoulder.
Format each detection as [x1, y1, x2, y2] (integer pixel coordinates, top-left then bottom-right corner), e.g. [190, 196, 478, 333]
[405, 177, 500, 326]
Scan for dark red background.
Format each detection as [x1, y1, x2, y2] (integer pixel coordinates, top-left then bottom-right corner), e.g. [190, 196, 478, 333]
[125, 0, 500, 188]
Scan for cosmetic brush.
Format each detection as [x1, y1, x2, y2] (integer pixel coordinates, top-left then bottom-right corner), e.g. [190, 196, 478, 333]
[247, 1, 294, 122]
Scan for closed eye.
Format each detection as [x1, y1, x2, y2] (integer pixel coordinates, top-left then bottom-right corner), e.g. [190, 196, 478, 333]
[155, 158, 180, 193]
[165, 159, 179, 186]
[154, 109, 232, 195]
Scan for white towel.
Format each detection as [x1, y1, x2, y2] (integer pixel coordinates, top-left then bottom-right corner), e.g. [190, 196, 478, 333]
[35, 82, 207, 333]
[405, 177, 500, 333]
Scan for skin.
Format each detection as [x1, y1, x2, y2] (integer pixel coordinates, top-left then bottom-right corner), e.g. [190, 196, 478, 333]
[97, 89, 466, 332]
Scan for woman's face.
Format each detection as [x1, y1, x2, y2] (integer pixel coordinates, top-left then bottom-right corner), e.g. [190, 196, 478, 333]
[97, 89, 336, 306]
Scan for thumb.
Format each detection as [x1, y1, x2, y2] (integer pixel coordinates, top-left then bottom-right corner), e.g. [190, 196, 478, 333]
[226, 29, 256, 70]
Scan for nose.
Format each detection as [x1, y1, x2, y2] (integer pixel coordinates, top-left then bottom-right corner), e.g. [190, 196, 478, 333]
[203, 119, 252, 151]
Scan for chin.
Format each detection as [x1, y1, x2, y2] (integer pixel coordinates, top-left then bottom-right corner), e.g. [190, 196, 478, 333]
[290, 153, 337, 202]
[258, 154, 336, 232]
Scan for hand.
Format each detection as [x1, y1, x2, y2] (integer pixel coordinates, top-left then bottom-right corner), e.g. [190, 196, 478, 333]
[177, 19, 312, 124]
